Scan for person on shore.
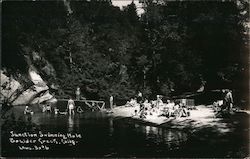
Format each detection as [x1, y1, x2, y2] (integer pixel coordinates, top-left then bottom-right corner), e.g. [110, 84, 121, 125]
[172, 101, 181, 117]
[156, 95, 164, 109]
[143, 99, 151, 110]
[162, 100, 172, 117]
[75, 87, 81, 100]
[137, 91, 144, 112]
[178, 103, 189, 117]
[110, 95, 114, 110]
[139, 107, 146, 119]
[67, 97, 75, 115]
[223, 89, 233, 111]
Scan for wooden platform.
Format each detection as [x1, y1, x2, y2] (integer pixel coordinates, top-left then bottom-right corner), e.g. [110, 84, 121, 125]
[56, 99, 106, 111]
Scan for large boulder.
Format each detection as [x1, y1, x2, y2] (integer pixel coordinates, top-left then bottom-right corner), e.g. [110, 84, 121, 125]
[31, 90, 53, 104]
[0, 71, 21, 103]
[11, 84, 48, 105]
[1, 69, 56, 106]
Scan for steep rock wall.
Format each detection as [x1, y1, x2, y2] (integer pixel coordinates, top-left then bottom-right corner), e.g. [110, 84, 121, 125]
[0, 69, 57, 106]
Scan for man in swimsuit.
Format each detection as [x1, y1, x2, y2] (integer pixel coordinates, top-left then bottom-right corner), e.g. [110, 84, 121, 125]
[67, 97, 75, 115]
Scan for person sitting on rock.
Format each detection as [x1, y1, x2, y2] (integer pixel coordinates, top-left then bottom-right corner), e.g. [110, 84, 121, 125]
[139, 108, 146, 119]
[172, 101, 181, 117]
[162, 107, 171, 117]
[178, 104, 189, 117]
[213, 100, 223, 112]
[143, 99, 151, 110]
[156, 95, 164, 109]
[126, 98, 136, 107]
[24, 106, 34, 115]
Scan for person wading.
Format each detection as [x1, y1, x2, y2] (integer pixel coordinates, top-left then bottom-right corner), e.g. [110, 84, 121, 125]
[67, 97, 75, 115]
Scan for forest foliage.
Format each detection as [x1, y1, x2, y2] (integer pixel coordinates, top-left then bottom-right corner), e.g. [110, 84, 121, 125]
[2, 0, 249, 104]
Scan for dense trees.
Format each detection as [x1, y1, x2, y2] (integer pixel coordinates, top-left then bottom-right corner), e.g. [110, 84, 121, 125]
[2, 0, 249, 105]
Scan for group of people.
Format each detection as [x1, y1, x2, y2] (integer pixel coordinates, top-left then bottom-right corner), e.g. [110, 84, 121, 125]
[43, 97, 84, 115]
[24, 87, 234, 118]
[23, 98, 84, 116]
[128, 92, 190, 119]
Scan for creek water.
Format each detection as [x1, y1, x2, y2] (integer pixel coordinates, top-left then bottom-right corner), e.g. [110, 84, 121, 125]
[1, 105, 249, 158]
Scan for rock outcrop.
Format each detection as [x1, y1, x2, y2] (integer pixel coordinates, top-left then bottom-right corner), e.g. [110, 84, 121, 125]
[0, 71, 21, 103]
[0, 68, 57, 106]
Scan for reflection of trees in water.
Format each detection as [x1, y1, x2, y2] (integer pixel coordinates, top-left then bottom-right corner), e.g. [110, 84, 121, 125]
[68, 114, 83, 132]
[143, 125, 187, 147]
[2, 110, 38, 134]
[109, 118, 114, 136]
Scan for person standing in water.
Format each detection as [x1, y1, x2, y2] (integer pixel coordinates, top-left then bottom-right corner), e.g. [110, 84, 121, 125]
[67, 97, 75, 115]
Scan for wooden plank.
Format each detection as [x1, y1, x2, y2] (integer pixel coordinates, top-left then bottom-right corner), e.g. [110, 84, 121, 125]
[58, 99, 106, 110]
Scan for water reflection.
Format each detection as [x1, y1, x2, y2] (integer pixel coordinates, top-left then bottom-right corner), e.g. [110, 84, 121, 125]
[7, 107, 188, 154]
[68, 116, 74, 132]
[2, 106, 249, 158]
[143, 125, 187, 148]
[109, 118, 114, 136]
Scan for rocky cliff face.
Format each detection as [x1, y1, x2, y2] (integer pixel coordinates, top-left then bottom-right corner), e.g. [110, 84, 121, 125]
[0, 69, 57, 106]
[1, 49, 57, 106]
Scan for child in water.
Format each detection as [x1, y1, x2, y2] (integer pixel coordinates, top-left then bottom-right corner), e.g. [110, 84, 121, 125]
[24, 106, 34, 115]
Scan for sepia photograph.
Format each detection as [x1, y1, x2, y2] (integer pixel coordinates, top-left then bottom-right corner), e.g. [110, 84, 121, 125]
[1, 0, 249, 158]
